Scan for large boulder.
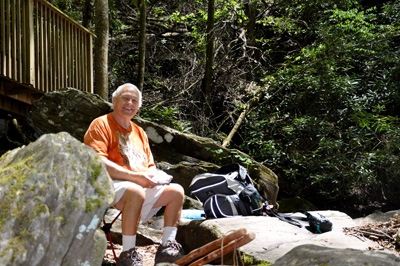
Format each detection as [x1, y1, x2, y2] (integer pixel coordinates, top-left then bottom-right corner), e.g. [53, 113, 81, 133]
[27, 88, 279, 206]
[0, 132, 114, 266]
[27, 88, 113, 141]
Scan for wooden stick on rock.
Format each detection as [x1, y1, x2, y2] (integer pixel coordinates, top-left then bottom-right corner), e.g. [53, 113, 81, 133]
[174, 228, 247, 266]
[188, 232, 256, 266]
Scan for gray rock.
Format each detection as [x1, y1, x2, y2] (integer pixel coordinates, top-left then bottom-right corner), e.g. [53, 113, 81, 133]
[28, 88, 113, 141]
[273, 244, 400, 266]
[354, 209, 400, 226]
[0, 132, 114, 266]
[176, 210, 399, 264]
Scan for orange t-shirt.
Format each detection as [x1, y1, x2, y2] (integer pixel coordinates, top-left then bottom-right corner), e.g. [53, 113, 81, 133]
[84, 113, 155, 172]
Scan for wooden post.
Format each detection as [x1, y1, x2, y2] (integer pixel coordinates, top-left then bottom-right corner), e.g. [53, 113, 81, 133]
[6, 0, 11, 77]
[87, 34, 94, 93]
[1, 0, 4, 75]
[24, 0, 35, 86]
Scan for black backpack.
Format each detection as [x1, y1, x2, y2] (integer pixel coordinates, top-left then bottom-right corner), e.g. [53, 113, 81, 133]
[189, 163, 266, 218]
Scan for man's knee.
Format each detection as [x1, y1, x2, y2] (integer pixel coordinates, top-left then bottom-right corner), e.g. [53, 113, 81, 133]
[125, 184, 146, 200]
[169, 183, 185, 199]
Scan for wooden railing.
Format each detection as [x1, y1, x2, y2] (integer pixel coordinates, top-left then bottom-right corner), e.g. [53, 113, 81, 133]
[0, 0, 94, 96]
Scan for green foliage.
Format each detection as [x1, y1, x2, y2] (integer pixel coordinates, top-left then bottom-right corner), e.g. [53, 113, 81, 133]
[140, 106, 192, 133]
[50, 0, 85, 23]
[238, 1, 400, 206]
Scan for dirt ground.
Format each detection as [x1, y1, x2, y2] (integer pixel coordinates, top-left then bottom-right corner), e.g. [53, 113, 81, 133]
[102, 243, 160, 266]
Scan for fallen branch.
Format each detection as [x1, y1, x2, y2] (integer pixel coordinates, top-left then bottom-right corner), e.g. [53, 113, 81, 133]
[188, 232, 256, 266]
[174, 228, 247, 266]
[222, 85, 264, 147]
[354, 229, 392, 240]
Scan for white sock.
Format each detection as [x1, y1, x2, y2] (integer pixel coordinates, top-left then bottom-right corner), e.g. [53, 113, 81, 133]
[122, 235, 136, 252]
[162, 226, 177, 245]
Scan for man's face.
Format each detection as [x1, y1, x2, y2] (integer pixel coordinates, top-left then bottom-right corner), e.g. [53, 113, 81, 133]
[113, 86, 140, 120]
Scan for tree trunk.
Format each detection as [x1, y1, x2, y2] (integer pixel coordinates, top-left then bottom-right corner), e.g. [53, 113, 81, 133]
[83, 0, 94, 29]
[244, 0, 257, 42]
[94, 0, 109, 100]
[138, 0, 147, 92]
[203, 0, 215, 101]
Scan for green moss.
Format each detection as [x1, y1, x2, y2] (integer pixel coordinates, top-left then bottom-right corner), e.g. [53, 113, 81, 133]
[89, 162, 102, 182]
[88, 161, 107, 199]
[241, 253, 273, 266]
[85, 198, 102, 213]
[0, 155, 35, 231]
[211, 224, 223, 237]
[54, 216, 65, 223]
[31, 203, 48, 217]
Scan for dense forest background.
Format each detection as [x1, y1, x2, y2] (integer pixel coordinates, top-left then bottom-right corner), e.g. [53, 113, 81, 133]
[50, 0, 400, 217]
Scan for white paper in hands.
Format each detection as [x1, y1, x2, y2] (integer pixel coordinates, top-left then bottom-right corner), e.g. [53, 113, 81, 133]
[152, 170, 173, 185]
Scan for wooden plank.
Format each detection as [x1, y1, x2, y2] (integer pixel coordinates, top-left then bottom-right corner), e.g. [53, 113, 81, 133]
[66, 21, 70, 87]
[88, 34, 93, 93]
[51, 9, 55, 91]
[47, 8, 52, 92]
[44, 3, 49, 92]
[12, 0, 17, 80]
[1, 0, 5, 76]
[21, 0, 26, 84]
[34, 0, 39, 88]
[54, 12, 59, 90]
[16, 0, 22, 82]
[26, 0, 35, 86]
[6, 0, 11, 77]
[0, 93, 28, 117]
[78, 30, 85, 91]
[81, 30, 85, 91]
[39, 1, 45, 91]
[74, 26, 78, 88]
[60, 18, 65, 88]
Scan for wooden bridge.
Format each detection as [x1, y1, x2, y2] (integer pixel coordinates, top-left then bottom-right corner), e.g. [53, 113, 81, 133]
[0, 0, 94, 118]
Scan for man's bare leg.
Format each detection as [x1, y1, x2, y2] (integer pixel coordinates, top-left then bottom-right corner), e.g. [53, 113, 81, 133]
[153, 183, 186, 263]
[114, 184, 145, 236]
[154, 183, 184, 227]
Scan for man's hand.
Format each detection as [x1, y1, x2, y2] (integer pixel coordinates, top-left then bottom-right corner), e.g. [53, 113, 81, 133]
[135, 172, 158, 188]
[102, 157, 158, 188]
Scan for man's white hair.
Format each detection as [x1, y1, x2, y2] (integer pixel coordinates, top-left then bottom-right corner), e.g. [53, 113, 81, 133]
[112, 83, 143, 108]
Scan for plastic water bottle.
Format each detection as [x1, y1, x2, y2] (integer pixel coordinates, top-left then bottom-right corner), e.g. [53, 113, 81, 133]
[181, 209, 205, 219]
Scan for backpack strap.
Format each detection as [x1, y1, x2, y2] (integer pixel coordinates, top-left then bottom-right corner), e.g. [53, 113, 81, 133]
[214, 163, 253, 187]
[265, 210, 303, 228]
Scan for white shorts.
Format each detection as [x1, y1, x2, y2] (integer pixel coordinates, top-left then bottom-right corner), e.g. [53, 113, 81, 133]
[113, 180, 166, 222]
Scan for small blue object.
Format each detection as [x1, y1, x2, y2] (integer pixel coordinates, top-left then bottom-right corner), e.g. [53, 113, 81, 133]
[181, 209, 205, 219]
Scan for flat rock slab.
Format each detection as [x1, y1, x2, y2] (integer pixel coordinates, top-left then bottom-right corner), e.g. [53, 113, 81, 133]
[178, 210, 395, 263]
[273, 244, 400, 266]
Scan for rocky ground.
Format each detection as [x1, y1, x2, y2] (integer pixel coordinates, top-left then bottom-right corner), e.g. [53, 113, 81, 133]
[101, 209, 164, 266]
[344, 213, 400, 256]
[102, 212, 400, 266]
[102, 244, 159, 266]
